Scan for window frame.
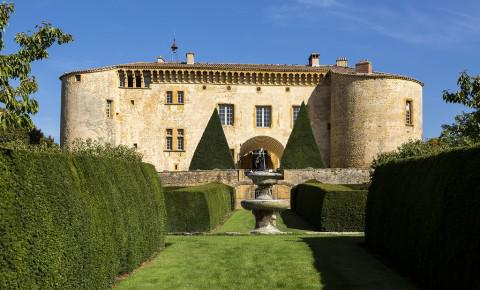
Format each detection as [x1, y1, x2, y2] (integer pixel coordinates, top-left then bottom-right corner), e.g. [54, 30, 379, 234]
[177, 129, 185, 151]
[166, 128, 173, 150]
[177, 91, 184, 104]
[166, 91, 173, 104]
[255, 105, 272, 128]
[218, 104, 235, 126]
[106, 100, 113, 119]
[405, 99, 413, 126]
[292, 105, 301, 127]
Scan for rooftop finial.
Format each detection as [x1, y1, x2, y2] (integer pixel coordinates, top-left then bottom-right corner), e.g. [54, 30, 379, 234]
[171, 33, 178, 62]
[171, 35, 178, 53]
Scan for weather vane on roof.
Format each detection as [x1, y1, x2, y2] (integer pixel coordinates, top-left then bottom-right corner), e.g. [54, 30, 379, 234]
[171, 32, 178, 62]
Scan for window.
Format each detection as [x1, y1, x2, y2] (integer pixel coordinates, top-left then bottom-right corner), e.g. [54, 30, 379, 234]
[292, 106, 301, 125]
[256, 106, 271, 128]
[166, 91, 173, 104]
[127, 73, 133, 88]
[119, 72, 125, 87]
[144, 72, 151, 88]
[166, 129, 173, 150]
[177, 91, 184, 104]
[135, 72, 142, 88]
[106, 100, 113, 118]
[230, 149, 235, 160]
[219, 104, 234, 126]
[177, 129, 184, 151]
[75, 74, 81, 82]
[406, 100, 413, 125]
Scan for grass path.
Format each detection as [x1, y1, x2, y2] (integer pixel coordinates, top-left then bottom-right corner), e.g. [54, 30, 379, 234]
[116, 235, 415, 289]
[116, 210, 415, 289]
[214, 209, 316, 233]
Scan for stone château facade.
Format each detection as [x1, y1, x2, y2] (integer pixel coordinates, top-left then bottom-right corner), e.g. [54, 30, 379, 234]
[60, 52, 422, 171]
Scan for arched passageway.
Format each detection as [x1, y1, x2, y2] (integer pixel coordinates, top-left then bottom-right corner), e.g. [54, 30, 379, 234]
[239, 136, 285, 170]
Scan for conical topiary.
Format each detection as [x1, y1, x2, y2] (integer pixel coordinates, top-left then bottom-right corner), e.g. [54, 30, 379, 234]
[189, 108, 236, 170]
[280, 102, 324, 169]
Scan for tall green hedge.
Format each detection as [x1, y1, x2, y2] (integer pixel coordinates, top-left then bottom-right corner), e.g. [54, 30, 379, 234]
[366, 146, 480, 290]
[0, 149, 167, 289]
[291, 182, 367, 231]
[189, 109, 235, 170]
[280, 102, 324, 169]
[164, 183, 234, 232]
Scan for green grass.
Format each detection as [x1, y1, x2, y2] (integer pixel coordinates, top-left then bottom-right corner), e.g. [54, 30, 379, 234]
[115, 235, 415, 290]
[214, 209, 315, 233]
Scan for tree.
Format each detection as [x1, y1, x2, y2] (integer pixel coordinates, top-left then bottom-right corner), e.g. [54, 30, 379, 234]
[440, 71, 480, 145]
[371, 139, 451, 169]
[280, 102, 324, 169]
[0, 126, 54, 146]
[0, 2, 73, 129]
[189, 108, 235, 170]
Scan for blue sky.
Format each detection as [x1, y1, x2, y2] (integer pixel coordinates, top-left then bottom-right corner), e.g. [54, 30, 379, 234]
[5, 0, 480, 142]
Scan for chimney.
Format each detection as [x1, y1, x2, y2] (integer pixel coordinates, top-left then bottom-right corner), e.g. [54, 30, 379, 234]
[156, 56, 165, 63]
[186, 52, 195, 65]
[308, 53, 320, 67]
[336, 57, 348, 67]
[355, 59, 372, 74]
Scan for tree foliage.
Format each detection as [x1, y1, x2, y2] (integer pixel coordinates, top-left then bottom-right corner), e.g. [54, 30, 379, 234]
[371, 139, 451, 169]
[0, 2, 73, 129]
[0, 126, 53, 145]
[280, 102, 324, 169]
[440, 71, 480, 145]
[189, 108, 235, 170]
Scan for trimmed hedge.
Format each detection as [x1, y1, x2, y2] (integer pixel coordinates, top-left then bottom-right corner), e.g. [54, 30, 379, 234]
[0, 149, 166, 289]
[164, 183, 234, 232]
[189, 109, 235, 170]
[280, 102, 324, 169]
[291, 182, 367, 231]
[366, 146, 480, 290]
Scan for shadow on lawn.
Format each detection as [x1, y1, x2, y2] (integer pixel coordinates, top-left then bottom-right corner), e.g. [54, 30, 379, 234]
[280, 210, 316, 231]
[301, 236, 416, 290]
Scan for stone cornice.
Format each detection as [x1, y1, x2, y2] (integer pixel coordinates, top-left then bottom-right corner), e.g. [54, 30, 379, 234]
[59, 61, 423, 87]
[330, 70, 424, 86]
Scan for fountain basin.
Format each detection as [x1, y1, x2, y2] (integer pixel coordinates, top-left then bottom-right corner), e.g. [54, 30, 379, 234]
[241, 199, 289, 211]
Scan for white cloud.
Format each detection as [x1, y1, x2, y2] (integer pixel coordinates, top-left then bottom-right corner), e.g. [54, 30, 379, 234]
[267, 1, 480, 47]
[296, 0, 340, 8]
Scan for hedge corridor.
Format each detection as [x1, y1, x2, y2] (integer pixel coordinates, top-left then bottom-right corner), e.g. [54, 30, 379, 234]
[0, 149, 167, 289]
[366, 146, 480, 290]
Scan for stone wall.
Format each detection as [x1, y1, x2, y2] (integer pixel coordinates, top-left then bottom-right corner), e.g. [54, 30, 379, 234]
[158, 168, 371, 208]
[158, 169, 243, 187]
[282, 168, 371, 185]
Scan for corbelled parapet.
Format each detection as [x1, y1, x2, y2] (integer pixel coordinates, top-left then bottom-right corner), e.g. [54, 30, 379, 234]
[355, 59, 372, 74]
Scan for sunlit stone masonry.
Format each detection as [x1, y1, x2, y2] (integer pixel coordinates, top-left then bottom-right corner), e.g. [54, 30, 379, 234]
[60, 50, 422, 171]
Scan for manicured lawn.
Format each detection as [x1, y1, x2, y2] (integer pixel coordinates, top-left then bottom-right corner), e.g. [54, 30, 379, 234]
[214, 209, 316, 233]
[115, 235, 415, 290]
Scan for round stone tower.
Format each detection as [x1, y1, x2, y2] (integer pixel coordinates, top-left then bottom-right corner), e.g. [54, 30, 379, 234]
[60, 69, 119, 146]
[329, 61, 423, 168]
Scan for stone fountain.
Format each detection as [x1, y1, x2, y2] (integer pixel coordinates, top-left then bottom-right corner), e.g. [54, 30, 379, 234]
[241, 149, 289, 234]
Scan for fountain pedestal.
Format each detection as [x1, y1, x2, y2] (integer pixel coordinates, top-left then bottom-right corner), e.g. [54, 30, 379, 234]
[241, 172, 289, 234]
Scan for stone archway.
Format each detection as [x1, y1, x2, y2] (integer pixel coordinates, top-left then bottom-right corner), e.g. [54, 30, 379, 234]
[239, 136, 285, 170]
